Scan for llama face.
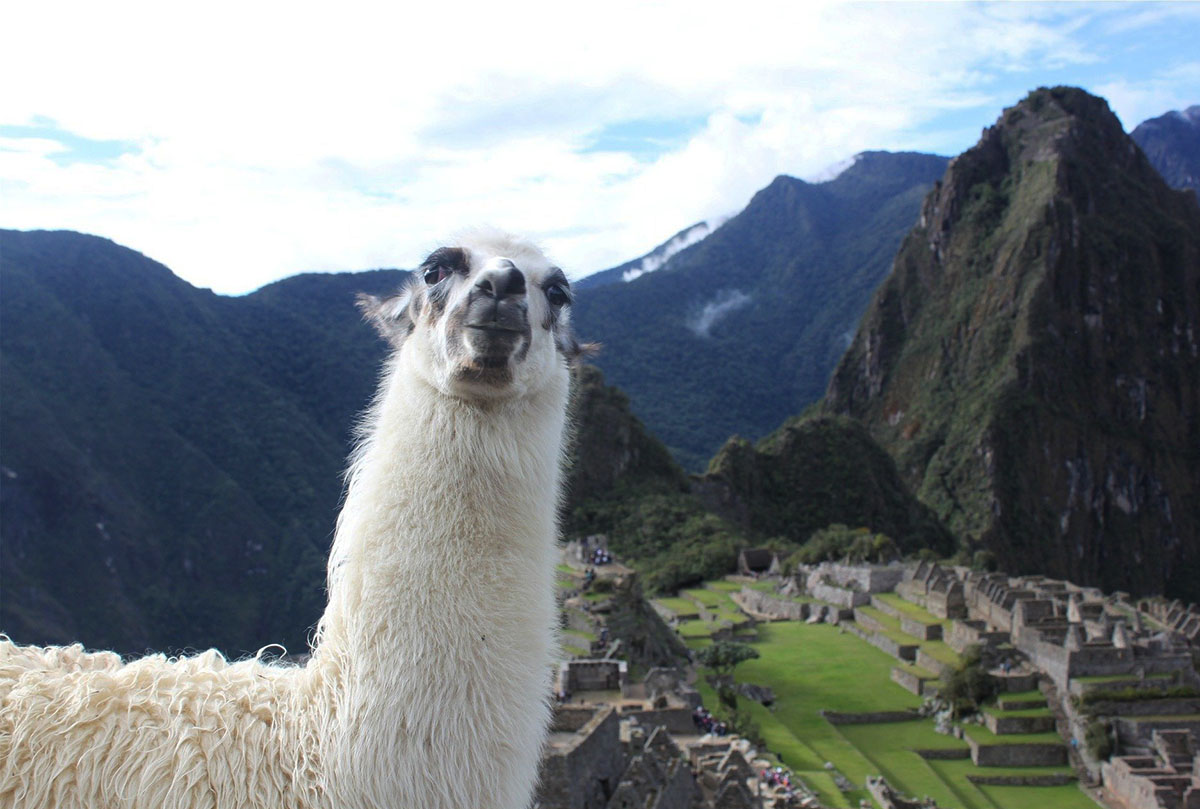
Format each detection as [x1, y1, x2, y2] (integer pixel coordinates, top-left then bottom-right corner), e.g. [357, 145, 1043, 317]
[360, 230, 581, 399]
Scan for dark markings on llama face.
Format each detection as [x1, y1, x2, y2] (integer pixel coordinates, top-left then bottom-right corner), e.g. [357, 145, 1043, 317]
[419, 246, 469, 277]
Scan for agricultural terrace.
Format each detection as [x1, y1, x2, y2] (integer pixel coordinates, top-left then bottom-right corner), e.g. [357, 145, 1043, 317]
[665, 581, 1103, 809]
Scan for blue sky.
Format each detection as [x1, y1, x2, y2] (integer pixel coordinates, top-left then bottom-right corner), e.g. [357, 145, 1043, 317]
[1, 1, 1197, 294]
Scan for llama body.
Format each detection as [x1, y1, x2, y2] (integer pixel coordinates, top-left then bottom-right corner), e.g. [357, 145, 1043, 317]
[0, 230, 580, 809]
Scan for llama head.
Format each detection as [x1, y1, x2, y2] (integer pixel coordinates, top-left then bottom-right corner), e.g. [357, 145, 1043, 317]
[359, 229, 582, 400]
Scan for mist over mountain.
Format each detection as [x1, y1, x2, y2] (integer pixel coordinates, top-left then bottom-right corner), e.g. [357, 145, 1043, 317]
[827, 87, 1200, 602]
[571, 150, 950, 470]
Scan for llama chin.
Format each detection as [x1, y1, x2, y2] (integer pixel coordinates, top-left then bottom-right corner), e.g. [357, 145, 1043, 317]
[0, 228, 581, 809]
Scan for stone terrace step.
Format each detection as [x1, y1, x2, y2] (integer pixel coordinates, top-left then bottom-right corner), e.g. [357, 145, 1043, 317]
[891, 663, 939, 696]
[996, 691, 1047, 711]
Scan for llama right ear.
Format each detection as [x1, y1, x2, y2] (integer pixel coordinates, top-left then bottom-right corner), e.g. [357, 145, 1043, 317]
[357, 286, 417, 346]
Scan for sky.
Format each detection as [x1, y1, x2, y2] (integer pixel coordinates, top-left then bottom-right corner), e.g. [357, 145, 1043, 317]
[2, 1, 1198, 294]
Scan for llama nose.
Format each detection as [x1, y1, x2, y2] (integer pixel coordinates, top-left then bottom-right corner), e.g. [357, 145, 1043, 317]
[475, 264, 526, 300]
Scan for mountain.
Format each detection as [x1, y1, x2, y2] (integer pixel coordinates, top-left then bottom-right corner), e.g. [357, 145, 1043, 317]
[574, 220, 723, 291]
[571, 151, 950, 470]
[694, 415, 954, 556]
[0, 232, 727, 651]
[1132, 105, 1200, 195]
[826, 87, 1200, 602]
[0, 230, 409, 655]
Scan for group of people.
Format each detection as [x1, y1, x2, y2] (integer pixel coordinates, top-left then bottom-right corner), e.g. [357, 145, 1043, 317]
[760, 766, 795, 791]
[691, 706, 728, 736]
[588, 547, 614, 566]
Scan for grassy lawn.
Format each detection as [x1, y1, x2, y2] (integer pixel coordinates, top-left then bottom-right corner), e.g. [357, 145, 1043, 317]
[895, 662, 938, 679]
[976, 783, 1102, 809]
[684, 588, 731, 609]
[921, 640, 964, 667]
[705, 580, 743, 593]
[732, 623, 919, 807]
[677, 619, 718, 638]
[962, 724, 1064, 746]
[652, 596, 699, 616]
[873, 593, 942, 624]
[984, 706, 1054, 719]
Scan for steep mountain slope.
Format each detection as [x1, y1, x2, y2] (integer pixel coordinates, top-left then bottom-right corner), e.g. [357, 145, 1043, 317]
[826, 87, 1200, 601]
[1132, 105, 1200, 194]
[0, 233, 726, 650]
[694, 415, 954, 556]
[572, 151, 949, 469]
[0, 231, 402, 654]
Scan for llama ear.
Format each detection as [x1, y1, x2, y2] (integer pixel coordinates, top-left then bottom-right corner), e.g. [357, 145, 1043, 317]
[357, 286, 417, 346]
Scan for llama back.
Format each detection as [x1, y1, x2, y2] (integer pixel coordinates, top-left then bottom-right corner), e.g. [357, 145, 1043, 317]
[0, 639, 327, 809]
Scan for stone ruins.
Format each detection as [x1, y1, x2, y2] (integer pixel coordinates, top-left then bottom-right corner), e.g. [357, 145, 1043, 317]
[547, 543, 1200, 808]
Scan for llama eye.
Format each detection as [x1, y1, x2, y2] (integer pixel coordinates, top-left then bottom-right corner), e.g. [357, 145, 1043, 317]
[423, 266, 451, 285]
[545, 284, 570, 307]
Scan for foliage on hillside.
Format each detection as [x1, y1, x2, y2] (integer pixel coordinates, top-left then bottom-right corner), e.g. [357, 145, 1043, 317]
[826, 87, 1200, 602]
[564, 364, 749, 593]
[694, 415, 954, 557]
[0, 231, 403, 655]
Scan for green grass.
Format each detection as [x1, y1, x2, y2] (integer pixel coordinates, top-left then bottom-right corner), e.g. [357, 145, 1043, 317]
[555, 563, 576, 574]
[984, 706, 1054, 719]
[705, 580, 743, 593]
[962, 724, 1064, 746]
[921, 641, 963, 666]
[895, 662, 938, 679]
[747, 581, 777, 593]
[652, 596, 699, 616]
[976, 783, 1101, 809]
[997, 690, 1044, 704]
[677, 619, 717, 638]
[683, 588, 729, 608]
[873, 593, 942, 624]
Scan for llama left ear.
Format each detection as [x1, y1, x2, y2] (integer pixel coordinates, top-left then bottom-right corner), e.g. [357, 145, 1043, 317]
[357, 286, 417, 346]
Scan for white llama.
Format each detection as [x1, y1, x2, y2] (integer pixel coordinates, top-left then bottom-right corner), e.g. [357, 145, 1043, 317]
[0, 230, 583, 809]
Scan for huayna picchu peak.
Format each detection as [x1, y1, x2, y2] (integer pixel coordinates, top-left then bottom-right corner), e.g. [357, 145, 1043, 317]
[826, 86, 1200, 603]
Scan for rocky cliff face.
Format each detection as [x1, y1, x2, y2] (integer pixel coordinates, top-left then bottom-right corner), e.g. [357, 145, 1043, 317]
[826, 87, 1200, 601]
[1132, 105, 1200, 195]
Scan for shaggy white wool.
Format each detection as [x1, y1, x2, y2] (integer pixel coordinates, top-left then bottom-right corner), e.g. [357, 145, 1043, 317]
[0, 231, 574, 809]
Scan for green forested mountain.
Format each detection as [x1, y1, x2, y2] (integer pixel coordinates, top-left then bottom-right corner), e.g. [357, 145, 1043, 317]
[571, 151, 950, 470]
[0, 231, 404, 655]
[694, 415, 954, 557]
[826, 87, 1200, 602]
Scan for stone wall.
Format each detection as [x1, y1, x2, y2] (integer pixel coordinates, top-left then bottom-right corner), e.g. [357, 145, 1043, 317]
[967, 738, 1067, 767]
[890, 666, 937, 696]
[537, 707, 624, 809]
[737, 588, 809, 621]
[620, 707, 696, 736]
[821, 709, 919, 725]
[808, 581, 870, 608]
[564, 659, 627, 692]
[810, 562, 906, 594]
[984, 712, 1056, 735]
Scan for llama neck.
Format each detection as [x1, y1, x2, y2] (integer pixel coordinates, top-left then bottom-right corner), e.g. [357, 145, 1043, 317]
[315, 349, 568, 667]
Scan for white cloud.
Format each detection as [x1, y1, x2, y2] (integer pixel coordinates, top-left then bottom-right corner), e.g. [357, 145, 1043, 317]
[1, 1, 1197, 293]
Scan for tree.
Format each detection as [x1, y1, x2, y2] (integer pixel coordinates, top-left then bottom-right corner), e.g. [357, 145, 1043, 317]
[696, 640, 760, 679]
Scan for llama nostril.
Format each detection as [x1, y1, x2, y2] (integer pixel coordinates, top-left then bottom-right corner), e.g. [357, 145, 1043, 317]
[475, 266, 526, 300]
